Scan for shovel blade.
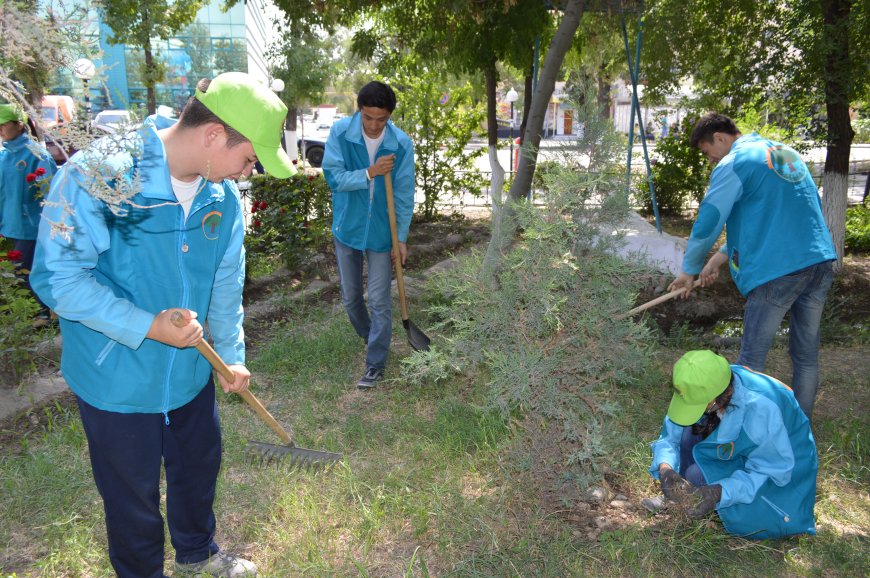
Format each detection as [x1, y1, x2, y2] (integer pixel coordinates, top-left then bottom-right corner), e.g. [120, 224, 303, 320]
[244, 440, 341, 472]
[403, 318, 430, 351]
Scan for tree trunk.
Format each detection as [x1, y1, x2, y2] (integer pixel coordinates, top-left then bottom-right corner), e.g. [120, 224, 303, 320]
[597, 63, 611, 119]
[481, 60, 508, 281]
[144, 38, 157, 116]
[285, 106, 298, 160]
[820, 0, 854, 272]
[507, 0, 585, 204]
[482, 0, 586, 281]
[519, 53, 534, 141]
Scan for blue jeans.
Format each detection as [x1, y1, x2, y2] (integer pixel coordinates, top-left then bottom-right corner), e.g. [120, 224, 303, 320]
[737, 260, 834, 418]
[334, 238, 392, 370]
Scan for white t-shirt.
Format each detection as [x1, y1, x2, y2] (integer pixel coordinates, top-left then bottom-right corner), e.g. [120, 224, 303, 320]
[170, 175, 202, 219]
[363, 130, 385, 166]
[363, 130, 385, 195]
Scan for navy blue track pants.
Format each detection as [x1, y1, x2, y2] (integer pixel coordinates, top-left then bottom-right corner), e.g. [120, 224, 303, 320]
[76, 378, 222, 577]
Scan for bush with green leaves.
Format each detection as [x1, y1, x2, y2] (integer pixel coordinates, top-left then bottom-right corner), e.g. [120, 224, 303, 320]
[851, 116, 870, 144]
[244, 173, 332, 272]
[391, 62, 488, 221]
[0, 239, 44, 385]
[845, 203, 870, 253]
[636, 115, 710, 215]
[402, 103, 655, 494]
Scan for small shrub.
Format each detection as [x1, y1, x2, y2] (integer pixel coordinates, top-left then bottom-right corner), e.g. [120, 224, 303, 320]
[405, 93, 655, 493]
[636, 115, 710, 215]
[0, 243, 43, 384]
[245, 173, 332, 272]
[845, 203, 870, 253]
[852, 117, 870, 144]
[391, 61, 488, 221]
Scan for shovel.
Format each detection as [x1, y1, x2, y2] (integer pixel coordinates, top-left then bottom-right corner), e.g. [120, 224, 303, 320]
[170, 312, 341, 471]
[384, 172, 431, 352]
[617, 279, 702, 320]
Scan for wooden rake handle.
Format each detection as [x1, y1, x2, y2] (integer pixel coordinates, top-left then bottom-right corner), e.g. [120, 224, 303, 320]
[384, 172, 410, 321]
[617, 279, 702, 320]
[169, 311, 292, 445]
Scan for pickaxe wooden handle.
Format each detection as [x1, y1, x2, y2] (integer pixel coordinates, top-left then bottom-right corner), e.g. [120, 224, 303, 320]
[617, 279, 702, 320]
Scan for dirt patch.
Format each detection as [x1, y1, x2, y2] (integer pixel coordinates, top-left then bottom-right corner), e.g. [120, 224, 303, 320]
[630, 256, 870, 338]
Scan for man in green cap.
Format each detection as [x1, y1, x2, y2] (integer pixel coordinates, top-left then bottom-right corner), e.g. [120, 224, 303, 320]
[32, 72, 294, 577]
[645, 350, 818, 539]
[0, 102, 57, 323]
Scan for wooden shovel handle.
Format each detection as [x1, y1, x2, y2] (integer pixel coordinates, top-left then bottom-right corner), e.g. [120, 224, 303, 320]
[169, 311, 292, 445]
[619, 278, 702, 319]
[384, 173, 410, 321]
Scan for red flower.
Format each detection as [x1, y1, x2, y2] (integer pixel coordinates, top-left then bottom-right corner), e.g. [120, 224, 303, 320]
[308, 175, 315, 181]
[258, 201, 268, 210]
[253, 219, 261, 228]
[292, 159, 298, 165]
[35, 167, 46, 176]
[7, 250, 23, 262]
[251, 205, 257, 214]
[25, 173, 37, 183]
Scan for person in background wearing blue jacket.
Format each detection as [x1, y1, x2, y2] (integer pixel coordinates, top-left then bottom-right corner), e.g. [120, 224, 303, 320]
[647, 350, 818, 539]
[31, 72, 296, 578]
[323, 81, 415, 390]
[0, 103, 57, 323]
[668, 113, 837, 418]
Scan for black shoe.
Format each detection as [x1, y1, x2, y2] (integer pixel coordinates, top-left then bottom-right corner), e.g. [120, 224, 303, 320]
[357, 367, 384, 390]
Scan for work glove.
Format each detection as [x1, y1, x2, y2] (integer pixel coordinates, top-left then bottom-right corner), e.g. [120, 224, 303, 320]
[659, 468, 692, 502]
[684, 484, 722, 519]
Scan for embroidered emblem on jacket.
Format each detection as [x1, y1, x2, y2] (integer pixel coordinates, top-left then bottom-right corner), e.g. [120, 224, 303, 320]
[717, 442, 735, 460]
[202, 211, 222, 240]
[766, 146, 806, 183]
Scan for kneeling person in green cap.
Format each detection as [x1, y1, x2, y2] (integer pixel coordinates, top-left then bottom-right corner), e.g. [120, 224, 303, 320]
[31, 72, 295, 577]
[646, 350, 818, 539]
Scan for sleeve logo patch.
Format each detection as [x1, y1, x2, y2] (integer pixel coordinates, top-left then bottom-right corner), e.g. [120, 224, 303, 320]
[202, 211, 222, 240]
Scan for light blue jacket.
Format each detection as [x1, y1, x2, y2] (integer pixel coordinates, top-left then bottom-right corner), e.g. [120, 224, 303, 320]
[650, 366, 817, 539]
[682, 133, 836, 295]
[322, 113, 415, 252]
[31, 116, 246, 417]
[0, 133, 57, 240]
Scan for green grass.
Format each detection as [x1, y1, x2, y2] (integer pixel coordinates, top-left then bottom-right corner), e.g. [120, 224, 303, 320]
[1, 305, 868, 576]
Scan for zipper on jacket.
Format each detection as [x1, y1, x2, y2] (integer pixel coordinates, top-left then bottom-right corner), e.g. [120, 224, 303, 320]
[362, 171, 375, 246]
[94, 340, 118, 367]
[162, 208, 193, 424]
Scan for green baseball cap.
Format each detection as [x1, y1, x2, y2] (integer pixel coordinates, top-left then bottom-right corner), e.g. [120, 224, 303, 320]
[0, 103, 27, 124]
[195, 72, 295, 179]
[667, 350, 732, 426]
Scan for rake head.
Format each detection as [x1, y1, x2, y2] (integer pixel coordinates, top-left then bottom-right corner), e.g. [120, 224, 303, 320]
[244, 440, 341, 472]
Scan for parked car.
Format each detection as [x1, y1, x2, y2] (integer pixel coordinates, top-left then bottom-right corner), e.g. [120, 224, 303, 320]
[298, 137, 325, 168]
[42, 95, 78, 164]
[42, 95, 76, 130]
[91, 109, 133, 134]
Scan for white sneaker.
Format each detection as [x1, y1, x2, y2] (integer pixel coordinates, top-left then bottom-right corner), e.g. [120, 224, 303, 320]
[174, 551, 257, 577]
